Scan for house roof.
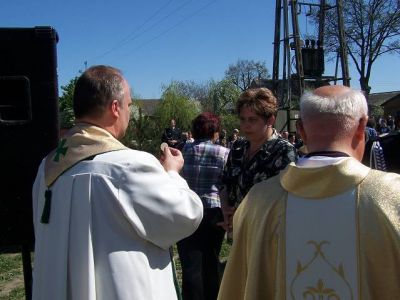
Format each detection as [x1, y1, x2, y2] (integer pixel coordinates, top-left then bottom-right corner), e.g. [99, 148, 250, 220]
[368, 91, 400, 106]
[134, 99, 161, 116]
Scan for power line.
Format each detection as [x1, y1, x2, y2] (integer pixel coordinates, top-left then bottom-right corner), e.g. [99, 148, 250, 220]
[91, 0, 193, 62]
[112, 0, 217, 62]
[114, 0, 175, 47]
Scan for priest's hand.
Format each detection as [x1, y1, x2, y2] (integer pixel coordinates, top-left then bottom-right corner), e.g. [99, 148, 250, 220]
[160, 146, 184, 173]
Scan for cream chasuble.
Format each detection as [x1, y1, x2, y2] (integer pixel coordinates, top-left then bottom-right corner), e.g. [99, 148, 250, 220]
[218, 157, 400, 300]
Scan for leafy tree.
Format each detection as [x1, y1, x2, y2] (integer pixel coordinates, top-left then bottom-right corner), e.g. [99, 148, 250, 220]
[59, 107, 75, 130]
[59, 77, 79, 128]
[204, 79, 241, 115]
[59, 77, 78, 111]
[155, 82, 201, 132]
[220, 114, 240, 137]
[315, 0, 400, 93]
[121, 101, 161, 155]
[369, 105, 384, 121]
[225, 59, 270, 91]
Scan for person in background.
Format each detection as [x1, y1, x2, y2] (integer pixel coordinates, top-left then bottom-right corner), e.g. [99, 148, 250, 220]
[377, 115, 385, 130]
[162, 118, 182, 148]
[32, 65, 203, 300]
[379, 119, 390, 134]
[187, 131, 194, 143]
[218, 129, 228, 147]
[220, 87, 297, 233]
[365, 118, 378, 142]
[288, 133, 296, 145]
[176, 132, 189, 151]
[179, 112, 230, 300]
[387, 114, 395, 131]
[227, 128, 240, 149]
[280, 130, 289, 140]
[218, 85, 400, 299]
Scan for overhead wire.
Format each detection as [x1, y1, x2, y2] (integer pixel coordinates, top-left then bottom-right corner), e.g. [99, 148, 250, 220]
[91, 0, 193, 62]
[110, 0, 217, 63]
[113, 0, 175, 47]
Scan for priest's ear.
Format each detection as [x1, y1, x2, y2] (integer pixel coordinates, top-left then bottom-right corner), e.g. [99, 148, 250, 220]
[296, 119, 307, 144]
[110, 99, 120, 118]
[352, 115, 368, 161]
[355, 116, 368, 141]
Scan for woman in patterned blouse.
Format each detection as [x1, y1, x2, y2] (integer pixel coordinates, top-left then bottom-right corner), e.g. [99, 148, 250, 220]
[220, 87, 298, 232]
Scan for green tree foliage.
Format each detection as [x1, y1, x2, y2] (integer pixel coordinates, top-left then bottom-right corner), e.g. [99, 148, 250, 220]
[220, 114, 240, 137]
[59, 77, 78, 111]
[204, 79, 241, 115]
[225, 59, 270, 91]
[121, 101, 161, 155]
[59, 77, 79, 129]
[155, 82, 201, 132]
[369, 105, 384, 121]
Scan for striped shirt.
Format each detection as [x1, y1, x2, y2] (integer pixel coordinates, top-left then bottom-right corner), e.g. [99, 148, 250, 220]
[182, 139, 230, 208]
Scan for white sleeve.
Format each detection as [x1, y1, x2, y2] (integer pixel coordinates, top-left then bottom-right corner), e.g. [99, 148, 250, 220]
[116, 152, 203, 249]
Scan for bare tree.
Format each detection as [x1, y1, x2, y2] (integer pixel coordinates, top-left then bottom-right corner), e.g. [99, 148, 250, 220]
[225, 59, 270, 91]
[320, 0, 400, 93]
[161, 80, 210, 102]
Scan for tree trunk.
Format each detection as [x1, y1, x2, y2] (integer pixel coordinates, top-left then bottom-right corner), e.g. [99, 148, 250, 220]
[359, 76, 371, 96]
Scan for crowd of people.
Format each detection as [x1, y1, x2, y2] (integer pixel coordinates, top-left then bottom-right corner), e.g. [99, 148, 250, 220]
[365, 113, 400, 141]
[31, 65, 400, 300]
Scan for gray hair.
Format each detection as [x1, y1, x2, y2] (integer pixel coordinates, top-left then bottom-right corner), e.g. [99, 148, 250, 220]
[300, 88, 368, 120]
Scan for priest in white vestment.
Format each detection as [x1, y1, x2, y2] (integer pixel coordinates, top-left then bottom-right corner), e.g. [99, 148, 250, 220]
[218, 85, 400, 300]
[32, 65, 203, 300]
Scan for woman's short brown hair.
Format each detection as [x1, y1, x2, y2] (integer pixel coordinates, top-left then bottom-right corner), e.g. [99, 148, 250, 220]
[236, 87, 278, 121]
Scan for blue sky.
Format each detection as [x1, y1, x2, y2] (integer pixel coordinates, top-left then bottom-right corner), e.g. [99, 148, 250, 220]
[1, 0, 399, 99]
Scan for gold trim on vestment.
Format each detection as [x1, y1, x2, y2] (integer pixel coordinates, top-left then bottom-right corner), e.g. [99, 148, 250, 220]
[44, 123, 127, 187]
[356, 185, 361, 299]
[280, 158, 370, 199]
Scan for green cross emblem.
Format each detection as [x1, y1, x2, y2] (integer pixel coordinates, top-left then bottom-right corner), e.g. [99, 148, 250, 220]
[53, 138, 68, 162]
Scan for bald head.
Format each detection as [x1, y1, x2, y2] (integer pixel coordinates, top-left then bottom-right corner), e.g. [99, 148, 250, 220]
[298, 85, 368, 160]
[300, 85, 367, 121]
[314, 85, 352, 98]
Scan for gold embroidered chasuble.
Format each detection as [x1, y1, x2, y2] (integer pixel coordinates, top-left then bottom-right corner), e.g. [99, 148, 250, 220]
[218, 158, 400, 300]
[45, 123, 127, 187]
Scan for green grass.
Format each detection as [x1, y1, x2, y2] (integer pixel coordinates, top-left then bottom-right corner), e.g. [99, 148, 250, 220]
[0, 239, 231, 299]
[0, 287, 25, 300]
[219, 238, 232, 261]
[0, 253, 25, 300]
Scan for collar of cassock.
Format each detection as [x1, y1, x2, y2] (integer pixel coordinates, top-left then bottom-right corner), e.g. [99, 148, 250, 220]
[280, 157, 370, 199]
[44, 123, 127, 187]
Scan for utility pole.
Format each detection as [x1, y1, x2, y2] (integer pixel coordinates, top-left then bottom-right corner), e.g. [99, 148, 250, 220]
[272, 0, 350, 132]
[336, 0, 350, 86]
